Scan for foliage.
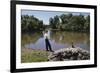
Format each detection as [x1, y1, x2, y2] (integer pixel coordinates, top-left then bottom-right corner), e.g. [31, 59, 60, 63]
[21, 13, 90, 32]
[21, 15, 44, 32]
[49, 13, 90, 32]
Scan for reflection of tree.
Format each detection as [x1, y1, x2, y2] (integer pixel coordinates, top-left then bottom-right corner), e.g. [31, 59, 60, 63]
[21, 30, 90, 50]
[21, 32, 41, 46]
[51, 30, 89, 44]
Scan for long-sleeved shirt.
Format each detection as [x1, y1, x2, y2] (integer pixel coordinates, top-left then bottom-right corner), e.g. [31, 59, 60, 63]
[44, 33, 49, 39]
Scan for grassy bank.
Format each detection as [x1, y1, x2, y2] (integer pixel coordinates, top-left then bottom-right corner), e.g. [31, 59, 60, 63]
[21, 48, 90, 63]
[21, 48, 49, 63]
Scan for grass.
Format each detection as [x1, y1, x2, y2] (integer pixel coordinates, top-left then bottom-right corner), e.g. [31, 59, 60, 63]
[21, 48, 49, 63]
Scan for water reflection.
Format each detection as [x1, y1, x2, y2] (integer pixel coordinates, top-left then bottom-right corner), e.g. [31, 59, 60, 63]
[22, 30, 90, 51]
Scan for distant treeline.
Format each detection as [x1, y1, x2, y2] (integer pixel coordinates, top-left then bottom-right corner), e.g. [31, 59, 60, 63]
[21, 13, 90, 32]
[21, 15, 44, 32]
[49, 14, 90, 32]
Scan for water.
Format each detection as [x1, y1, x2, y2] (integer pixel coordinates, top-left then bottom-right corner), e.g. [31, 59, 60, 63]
[22, 30, 90, 51]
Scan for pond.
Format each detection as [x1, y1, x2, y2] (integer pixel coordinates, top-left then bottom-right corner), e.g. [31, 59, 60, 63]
[21, 30, 90, 51]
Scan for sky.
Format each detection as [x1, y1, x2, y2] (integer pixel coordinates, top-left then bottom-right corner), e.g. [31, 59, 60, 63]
[21, 10, 89, 25]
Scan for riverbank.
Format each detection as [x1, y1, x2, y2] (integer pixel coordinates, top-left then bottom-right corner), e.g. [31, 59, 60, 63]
[21, 48, 90, 63]
[21, 48, 49, 63]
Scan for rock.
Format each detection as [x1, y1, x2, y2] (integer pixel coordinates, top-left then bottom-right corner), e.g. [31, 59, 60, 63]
[48, 48, 90, 61]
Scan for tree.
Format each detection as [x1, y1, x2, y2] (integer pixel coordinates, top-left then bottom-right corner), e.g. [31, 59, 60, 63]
[49, 13, 89, 32]
[49, 17, 55, 29]
[53, 15, 60, 28]
[67, 15, 85, 31]
[60, 14, 68, 24]
[84, 15, 90, 31]
[38, 20, 43, 30]
[21, 15, 44, 32]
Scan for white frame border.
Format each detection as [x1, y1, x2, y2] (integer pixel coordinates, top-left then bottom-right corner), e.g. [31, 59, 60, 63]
[16, 4, 94, 69]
